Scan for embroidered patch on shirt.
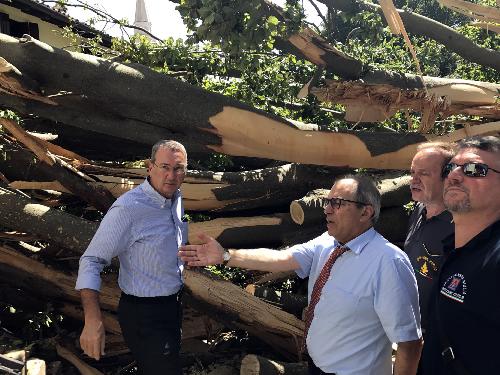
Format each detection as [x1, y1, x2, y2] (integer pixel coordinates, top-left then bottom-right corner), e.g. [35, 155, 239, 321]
[415, 255, 438, 279]
[440, 273, 467, 303]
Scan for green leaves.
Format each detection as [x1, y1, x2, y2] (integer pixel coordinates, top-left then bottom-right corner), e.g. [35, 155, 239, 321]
[176, 0, 303, 56]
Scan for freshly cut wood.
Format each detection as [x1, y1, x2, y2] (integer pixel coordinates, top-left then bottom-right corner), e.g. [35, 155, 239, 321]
[290, 175, 411, 225]
[240, 354, 307, 375]
[290, 189, 327, 225]
[189, 214, 320, 248]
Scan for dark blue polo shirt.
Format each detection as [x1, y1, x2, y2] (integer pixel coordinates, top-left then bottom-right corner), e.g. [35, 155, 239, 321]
[421, 219, 500, 375]
[404, 202, 454, 331]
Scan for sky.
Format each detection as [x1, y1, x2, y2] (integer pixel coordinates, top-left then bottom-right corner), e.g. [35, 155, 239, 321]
[66, 0, 325, 41]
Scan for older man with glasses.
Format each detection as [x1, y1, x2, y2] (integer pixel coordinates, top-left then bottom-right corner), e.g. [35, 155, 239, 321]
[76, 140, 188, 375]
[421, 135, 500, 375]
[179, 175, 423, 375]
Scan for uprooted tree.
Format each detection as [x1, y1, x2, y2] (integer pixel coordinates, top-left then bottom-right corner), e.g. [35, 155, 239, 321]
[0, 0, 498, 372]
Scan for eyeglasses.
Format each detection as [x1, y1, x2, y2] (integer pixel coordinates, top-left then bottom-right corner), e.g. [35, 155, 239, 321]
[151, 161, 187, 175]
[442, 162, 500, 178]
[322, 197, 369, 209]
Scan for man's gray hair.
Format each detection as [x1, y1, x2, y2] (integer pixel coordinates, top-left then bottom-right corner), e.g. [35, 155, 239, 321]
[456, 135, 500, 154]
[150, 140, 187, 162]
[335, 174, 381, 224]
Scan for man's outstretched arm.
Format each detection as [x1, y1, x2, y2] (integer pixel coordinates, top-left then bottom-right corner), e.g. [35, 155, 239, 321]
[179, 233, 300, 272]
[79, 288, 106, 360]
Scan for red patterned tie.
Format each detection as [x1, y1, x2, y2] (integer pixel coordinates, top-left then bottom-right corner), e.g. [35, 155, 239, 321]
[301, 244, 349, 352]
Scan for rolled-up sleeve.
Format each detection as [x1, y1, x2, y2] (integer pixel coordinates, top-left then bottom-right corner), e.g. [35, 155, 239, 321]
[374, 256, 422, 343]
[75, 204, 132, 291]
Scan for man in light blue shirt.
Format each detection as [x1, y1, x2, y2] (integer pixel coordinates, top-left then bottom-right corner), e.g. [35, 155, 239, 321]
[76, 140, 188, 375]
[180, 175, 423, 375]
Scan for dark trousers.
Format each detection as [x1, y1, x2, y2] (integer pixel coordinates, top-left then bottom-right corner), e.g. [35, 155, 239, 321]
[308, 357, 336, 375]
[118, 291, 183, 375]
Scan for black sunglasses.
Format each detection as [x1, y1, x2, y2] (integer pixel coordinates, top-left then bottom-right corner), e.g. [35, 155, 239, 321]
[442, 162, 500, 178]
[323, 197, 369, 209]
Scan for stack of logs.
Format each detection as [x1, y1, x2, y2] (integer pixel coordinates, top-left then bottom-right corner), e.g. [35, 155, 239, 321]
[0, 118, 412, 374]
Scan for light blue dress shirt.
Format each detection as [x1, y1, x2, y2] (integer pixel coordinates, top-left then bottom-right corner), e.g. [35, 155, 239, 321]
[76, 179, 188, 297]
[291, 227, 421, 375]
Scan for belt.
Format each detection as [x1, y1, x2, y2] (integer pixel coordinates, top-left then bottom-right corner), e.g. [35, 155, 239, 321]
[120, 289, 183, 304]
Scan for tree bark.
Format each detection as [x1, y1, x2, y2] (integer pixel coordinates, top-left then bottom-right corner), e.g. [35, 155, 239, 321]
[0, 34, 497, 169]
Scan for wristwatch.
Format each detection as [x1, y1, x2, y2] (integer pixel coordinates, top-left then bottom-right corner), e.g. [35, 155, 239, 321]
[222, 248, 231, 266]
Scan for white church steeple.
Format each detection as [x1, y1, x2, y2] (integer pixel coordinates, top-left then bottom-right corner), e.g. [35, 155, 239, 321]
[134, 0, 152, 38]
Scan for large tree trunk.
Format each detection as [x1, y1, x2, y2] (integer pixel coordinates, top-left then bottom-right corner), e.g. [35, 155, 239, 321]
[0, 137, 344, 212]
[0, 35, 497, 170]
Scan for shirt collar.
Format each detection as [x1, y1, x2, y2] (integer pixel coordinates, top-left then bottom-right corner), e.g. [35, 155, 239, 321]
[453, 219, 500, 253]
[340, 227, 377, 255]
[141, 178, 180, 207]
[420, 203, 453, 223]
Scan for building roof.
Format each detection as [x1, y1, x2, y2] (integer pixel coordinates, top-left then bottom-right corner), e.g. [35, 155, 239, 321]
[0, 0, 113, 47]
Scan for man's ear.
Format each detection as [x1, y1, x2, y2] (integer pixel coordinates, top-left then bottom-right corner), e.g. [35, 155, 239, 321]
[361, 205, 375, 223]
[146, 160, 153, 173]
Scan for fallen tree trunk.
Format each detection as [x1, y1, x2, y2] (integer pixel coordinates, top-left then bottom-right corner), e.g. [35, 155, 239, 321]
[0, 187, 323, 249]
[0, 35, 497, 169]
[240, 354, 307, 375]
[0, 118, 115, 212]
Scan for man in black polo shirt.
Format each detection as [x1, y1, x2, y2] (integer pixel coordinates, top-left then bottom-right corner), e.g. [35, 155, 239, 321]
[421, 135, 500, 375]
[405, 142, 455, 334]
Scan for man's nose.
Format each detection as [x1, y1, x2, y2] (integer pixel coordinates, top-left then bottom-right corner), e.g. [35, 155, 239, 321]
[446, 164, 463, 183]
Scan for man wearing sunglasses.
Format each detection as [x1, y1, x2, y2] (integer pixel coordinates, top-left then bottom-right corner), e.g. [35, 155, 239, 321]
[405, 142, 455, 339]
[76, 140, 188, 375]
[421, 136, 500, 375]
[180, 175, 422, 375]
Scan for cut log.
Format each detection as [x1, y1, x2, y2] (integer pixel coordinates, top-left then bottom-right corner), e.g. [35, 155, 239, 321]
[290, 175, 411, 224]
[0, 187, 323, 250]
[240, 354, 307, 375]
